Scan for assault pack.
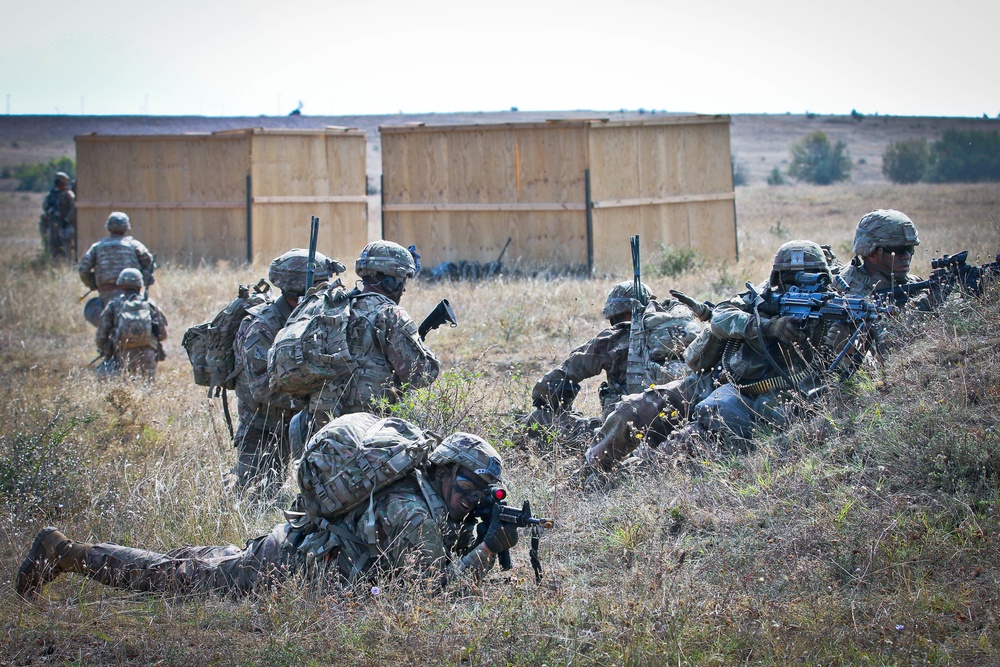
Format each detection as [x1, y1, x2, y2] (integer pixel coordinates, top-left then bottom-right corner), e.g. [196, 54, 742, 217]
[113, 297, 157, 351]
[182, 279, 272, 393]
[267, 281, 356, 397]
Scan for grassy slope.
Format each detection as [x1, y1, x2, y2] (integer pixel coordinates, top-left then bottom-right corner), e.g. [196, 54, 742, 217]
[1, 178, 999, 663]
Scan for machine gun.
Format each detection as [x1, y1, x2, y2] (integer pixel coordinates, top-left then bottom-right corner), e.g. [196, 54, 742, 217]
[418, 298, 457, 340]
[746, 273, 891, 325]
[471, 487, 554, 583]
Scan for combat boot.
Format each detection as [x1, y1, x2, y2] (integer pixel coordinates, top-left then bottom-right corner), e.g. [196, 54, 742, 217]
[16, 527, 91, 600]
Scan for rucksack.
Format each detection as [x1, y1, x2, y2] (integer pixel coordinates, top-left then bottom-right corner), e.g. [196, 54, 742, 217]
[182, 280, 272, 391]
[113, 297, 156, 351]
[268, 282, 356, 397]
[627, 299, 703, 391]
[296, 412, 435, 521]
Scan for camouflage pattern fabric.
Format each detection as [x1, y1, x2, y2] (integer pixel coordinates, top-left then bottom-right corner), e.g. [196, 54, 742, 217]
[232, 297, 298, 490]
[80, 474, 487, 596]
[78, 234, 155, 311]
[96, 293, 168, 380]
[42, 186, 76, 259]
[839, 259, 939, 312]
[310, 292, 440, 414]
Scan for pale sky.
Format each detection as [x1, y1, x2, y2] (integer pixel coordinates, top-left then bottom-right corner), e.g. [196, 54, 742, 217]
[2, 0, 996, 118]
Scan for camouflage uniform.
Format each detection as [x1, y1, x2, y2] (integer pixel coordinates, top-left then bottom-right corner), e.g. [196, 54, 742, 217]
[41, 174, 76, 260]
[95, 291, 168, 381]
[311, 291, 440, 415]
[78, 212, 155, 327]
[17, 416, 509, 599]
[232, 296, 298, 489]
[587, 241, 856, 469]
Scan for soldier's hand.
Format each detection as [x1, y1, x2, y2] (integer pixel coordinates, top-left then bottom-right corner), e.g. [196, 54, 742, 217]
[669, 289, 713, 322]
[762, 316, 806, 346]
[483, 504, 518, 554]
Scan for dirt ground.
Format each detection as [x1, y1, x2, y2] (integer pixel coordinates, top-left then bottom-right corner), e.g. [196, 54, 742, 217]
[1, 110, 997, 191]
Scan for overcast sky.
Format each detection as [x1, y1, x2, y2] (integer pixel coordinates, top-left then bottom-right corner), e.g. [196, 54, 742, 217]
[3, 0, 996, 118]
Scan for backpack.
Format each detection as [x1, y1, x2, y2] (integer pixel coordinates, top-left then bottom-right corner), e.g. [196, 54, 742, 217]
[296, 412, 435, 521]
[627, 299, 703, 391]
[268, 282, 356, 397]
[182, 280, 272, 391]
[113, 297, 157, 351]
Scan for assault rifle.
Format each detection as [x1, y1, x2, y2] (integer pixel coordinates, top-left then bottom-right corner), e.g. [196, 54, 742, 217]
[418, 298, 457, 340]
[472, 487, 554, 583]
[875, 250, 1000, 302]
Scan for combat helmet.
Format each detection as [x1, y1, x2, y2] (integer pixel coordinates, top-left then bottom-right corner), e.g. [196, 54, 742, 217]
[106, 211, 131, 234]
[54, 171, 70, 186]
[116, 267, 144, 289]
[852, 209, 920, 256]
[769, 240, 831, 289]
[355, 240, 416, 280]
[602, 280, 656, 320]
[428, 433, 503, 486]
[268, 249, 345, 296]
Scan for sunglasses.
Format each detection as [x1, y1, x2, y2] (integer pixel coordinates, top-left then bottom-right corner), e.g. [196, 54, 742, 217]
[453, 474, 487, 505]
[881, 245, 914, 256]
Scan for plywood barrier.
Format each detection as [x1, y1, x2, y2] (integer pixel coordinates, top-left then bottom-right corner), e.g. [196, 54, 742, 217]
[75, 128, 368, 267]
[380, 116, 736, 276]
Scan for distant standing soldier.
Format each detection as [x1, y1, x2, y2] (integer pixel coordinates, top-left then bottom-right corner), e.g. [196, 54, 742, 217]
[231, 249, 344, 493]
[41, 171, 76, 260]
[78, 212, 155, 327]
[95, 268, 168, 381]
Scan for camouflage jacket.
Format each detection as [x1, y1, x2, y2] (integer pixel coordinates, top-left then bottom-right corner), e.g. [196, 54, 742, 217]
[235, 296, 297, 415]
[78, 235, 155, 291]
[96, 293, 168, 354]
[42, 187, 76, 226]
[312, 292, 440, 412]
[290, 473, 488, 586]
[710, 282, 830, 385]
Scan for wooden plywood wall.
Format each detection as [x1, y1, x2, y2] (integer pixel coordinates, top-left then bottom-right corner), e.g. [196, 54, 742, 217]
[381, 122, 589, 270]
[248, 129, 368, 265]
[588, 117, 737, 275]
[76, 133, 249, 263]
[75, 128, 369, 266]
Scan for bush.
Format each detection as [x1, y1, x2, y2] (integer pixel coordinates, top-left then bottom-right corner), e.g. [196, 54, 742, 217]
[654, 243, 701, 277]
[767, 167, 785, 186]
[731, 154, 748, 186]
[788, 131, 851, 185]
[925, 129, 1000, 183]
[0, 156, 75, 192]
[882, 138, 930, 184]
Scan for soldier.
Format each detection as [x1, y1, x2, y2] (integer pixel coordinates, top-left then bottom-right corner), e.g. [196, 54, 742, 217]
[16, 418, 519, 600]
[78, 212, 155, 327]
[95, 268, 168, 381]
[41, 171, 76, 260]
[523, 281, 697, 447]
[231, 249, 344, 493]
[586, 240, 866, 471]
[289, 240, 440, 451]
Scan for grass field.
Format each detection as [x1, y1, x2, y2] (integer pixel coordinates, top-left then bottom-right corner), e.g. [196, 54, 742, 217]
[1, 176, 999, 665]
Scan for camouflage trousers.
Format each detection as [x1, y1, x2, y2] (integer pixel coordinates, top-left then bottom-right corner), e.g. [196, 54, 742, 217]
[586, 371, 719, 470]
[97, 348, 159, 381]
[233, 403, 294, 493]
[520, 408, 602, 451]
[85, 523, 294, 596]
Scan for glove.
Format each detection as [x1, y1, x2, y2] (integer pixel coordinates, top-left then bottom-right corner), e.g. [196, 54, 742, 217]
[669, 289, 713, 322]
[482, 503, 519, 554]
[762, 316, 806, 346]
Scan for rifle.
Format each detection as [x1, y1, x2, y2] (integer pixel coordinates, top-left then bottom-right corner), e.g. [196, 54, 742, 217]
[144, 253, 157, 300]
[485, 236, 512, 278]
[472, 487, 554, 583]
[305, 216, 319, 293]
[746, 275, 892, 325]
[625, 235, 649, 393]
[418, 298, 457, 340]
[79, 288, 94, 302]
[875, 250, 1000, 303]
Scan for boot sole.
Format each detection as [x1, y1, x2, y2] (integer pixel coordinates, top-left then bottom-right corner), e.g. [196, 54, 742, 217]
[15, 526, 60, 601]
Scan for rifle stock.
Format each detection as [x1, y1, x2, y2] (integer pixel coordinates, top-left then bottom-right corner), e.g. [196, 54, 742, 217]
[418, 298, 457, 340]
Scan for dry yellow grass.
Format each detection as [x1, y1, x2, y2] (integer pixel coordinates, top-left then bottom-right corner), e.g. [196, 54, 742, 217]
[1, 181, 999, 665]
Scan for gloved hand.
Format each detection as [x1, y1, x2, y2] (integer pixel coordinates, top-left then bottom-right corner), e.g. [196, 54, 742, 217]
[483, 503, 519, 554]
[669, 289, 713, 322]
[762, 316, 806, 346]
